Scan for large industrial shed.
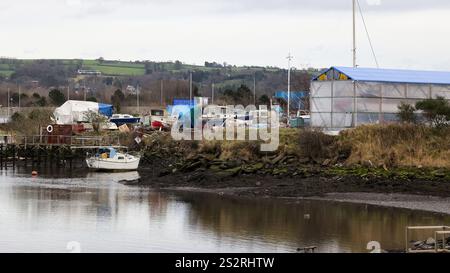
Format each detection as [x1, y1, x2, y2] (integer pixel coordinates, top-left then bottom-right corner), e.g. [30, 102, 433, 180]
[310, 66, 450, 131]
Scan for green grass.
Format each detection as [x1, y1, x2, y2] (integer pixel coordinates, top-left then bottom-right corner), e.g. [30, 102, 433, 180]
[0, 64, 13, 70]
[83, 64, 145, 76]
[100, 61, 144, 69]
[0, 70, 14, 77]
[81, 60, 146, 76]
[0, 58, 285, 77]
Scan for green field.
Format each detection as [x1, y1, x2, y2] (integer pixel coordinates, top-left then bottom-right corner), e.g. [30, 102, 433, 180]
[0, 70, 14, 77]
[0, 63, 14, 77]
[81, 60, 146, 76]
[0, 58, 286, 78]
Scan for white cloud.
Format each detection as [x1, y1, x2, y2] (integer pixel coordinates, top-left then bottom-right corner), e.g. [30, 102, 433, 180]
[0, 0, 450, 70]
[366, 0, 382, 6]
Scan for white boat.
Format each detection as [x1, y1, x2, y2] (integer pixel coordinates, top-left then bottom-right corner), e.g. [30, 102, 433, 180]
[109, 114, 141, 126]
[86, 147, 140, 171]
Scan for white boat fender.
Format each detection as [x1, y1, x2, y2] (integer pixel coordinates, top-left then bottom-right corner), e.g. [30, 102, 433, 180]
[46, 125, 53, 133]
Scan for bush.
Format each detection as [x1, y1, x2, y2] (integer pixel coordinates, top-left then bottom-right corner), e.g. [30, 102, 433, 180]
[339, 124, 450, 168]
[11, 112, 25, 123]
[6, 109, 53, 135]
[35, 97, 47, 106]
[49, 89, 66, 106]
[397, 102, 416, 123]
[298, 129, 337, 160]
[416, 97, 450, 128]
[86, 96, 97, 102]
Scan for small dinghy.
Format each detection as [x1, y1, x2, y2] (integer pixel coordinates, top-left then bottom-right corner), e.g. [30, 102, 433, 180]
[86, 147, 140, 171]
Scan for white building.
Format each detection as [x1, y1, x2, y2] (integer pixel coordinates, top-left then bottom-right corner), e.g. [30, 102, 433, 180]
[310, 66, 450, 131]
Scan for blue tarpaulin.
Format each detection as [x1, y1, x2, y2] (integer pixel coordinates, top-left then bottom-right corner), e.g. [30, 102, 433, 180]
[173, 99, 195, 107]
[275, 91, 309, 110]
[315, 66, 450, 85]
[98, 103, 113, 117]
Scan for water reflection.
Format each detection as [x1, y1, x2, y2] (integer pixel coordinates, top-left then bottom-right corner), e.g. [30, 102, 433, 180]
[0, 167, 449, 253]
[176, 193, 450, 252]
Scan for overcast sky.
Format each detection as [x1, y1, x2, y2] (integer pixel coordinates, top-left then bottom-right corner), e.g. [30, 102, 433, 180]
[2, 0, 450, 70]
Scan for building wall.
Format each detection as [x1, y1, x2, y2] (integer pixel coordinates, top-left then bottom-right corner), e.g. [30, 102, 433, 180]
[310, 80, 450, 131]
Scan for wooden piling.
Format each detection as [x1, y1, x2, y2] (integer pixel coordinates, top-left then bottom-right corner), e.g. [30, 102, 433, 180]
[0, 144, 3, 169]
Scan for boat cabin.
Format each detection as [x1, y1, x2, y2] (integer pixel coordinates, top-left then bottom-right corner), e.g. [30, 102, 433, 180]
[96, 147, 118, 159]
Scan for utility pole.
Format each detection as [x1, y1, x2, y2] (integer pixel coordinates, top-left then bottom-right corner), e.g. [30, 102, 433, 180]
[353, 0, 357, 68]
[137, 84, 140, 113]
[160, 79, 164, 106]
[67, 85, 70, 101]
[18, 83, 21, 111]
[286, 53, 293, 125]
[253, 74, 256, 105]
[7, 88, 10, 118]
[211, 83, 215, 104]
[189, 72, 193, 104]
[83, 80, 87, 101]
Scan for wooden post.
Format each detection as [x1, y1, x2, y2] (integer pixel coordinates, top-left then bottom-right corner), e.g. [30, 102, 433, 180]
[12, 145, 16, 169]
[23, 146, 27, 167]
[37, 146, 41, 166]
[44, 146, 47, 167]
[69, 148, 73, 169]
[0, 144, 3, 169]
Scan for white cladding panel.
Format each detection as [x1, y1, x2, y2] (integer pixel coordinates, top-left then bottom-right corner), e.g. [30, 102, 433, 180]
[310, 80, 450, 129]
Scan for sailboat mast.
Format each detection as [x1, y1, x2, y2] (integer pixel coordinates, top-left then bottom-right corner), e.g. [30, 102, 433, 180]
[353, 0, 357, 67]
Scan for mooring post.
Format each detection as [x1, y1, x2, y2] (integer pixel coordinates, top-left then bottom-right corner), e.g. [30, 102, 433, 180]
[12, 145, 16, 169]
[36, 145, 40, 166]
[23, 146, 27, 167]
[30, 146, 34, 168]
[0, 144, 3, 169]
[43, 146, 47, 167]
[69, 148, 73, 169]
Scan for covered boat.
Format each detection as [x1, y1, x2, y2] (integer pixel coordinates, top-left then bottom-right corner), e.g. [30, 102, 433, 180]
[54, 100, 113, 125]
[86, 147, 140, 171]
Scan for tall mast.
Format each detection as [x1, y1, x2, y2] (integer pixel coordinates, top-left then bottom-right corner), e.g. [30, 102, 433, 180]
[353, 0, 357, 67]
[286, 53, 293, 125]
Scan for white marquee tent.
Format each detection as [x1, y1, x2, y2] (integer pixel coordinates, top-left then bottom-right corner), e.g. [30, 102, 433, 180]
[53, 100, 113, 125]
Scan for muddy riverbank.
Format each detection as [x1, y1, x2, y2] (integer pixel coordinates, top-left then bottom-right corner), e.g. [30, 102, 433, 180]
[131, 126, 450, 203]
[303, 193, 450, 215]
[125, 165, 450, 199]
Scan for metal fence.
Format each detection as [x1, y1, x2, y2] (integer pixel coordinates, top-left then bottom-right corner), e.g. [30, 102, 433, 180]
[14, 135, 122, 147]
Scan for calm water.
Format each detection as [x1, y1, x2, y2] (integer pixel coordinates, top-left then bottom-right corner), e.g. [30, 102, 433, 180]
[0, 167, 449, 253]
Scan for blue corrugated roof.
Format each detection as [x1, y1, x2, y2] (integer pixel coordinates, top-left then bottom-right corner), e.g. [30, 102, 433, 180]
[315, 66, 450, 85]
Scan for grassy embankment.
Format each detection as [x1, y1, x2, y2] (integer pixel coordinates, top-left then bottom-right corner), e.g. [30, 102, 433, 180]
[2, 110, 448, 180]
[140, 124, 450, 181]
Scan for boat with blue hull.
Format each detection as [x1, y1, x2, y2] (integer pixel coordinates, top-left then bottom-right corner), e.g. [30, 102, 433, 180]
[109, 114, 141, 126]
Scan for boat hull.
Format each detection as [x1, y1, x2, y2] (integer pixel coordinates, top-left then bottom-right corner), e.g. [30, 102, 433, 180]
[110, 117, 141, 126]
[86, 157, 140, 171]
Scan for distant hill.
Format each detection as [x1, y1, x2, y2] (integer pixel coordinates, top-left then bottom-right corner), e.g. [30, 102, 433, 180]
[0, 58, 320, 107]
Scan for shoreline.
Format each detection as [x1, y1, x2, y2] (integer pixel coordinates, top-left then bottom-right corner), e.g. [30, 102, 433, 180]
[123, 169, 450, 215]
[154, 187, 450, 216]
[302, 193, 450, 215]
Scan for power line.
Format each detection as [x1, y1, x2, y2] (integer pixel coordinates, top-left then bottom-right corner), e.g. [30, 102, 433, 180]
[356, 0, 379, 68]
